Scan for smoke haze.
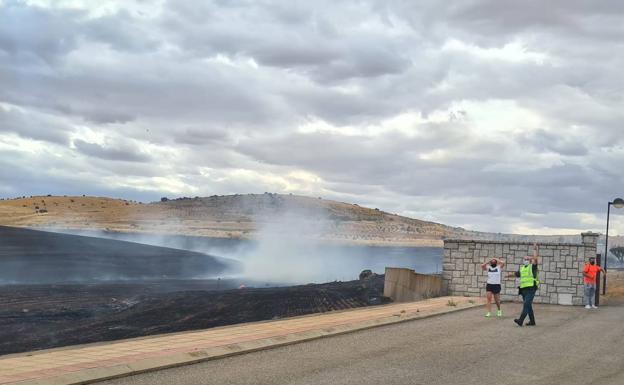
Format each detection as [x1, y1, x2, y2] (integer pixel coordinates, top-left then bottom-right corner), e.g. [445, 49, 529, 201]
[0, 226, 238, 284]
[31, 208, 443, 285]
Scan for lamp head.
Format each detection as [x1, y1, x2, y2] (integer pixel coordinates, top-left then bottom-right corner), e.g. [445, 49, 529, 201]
[613, 198, 624, 209]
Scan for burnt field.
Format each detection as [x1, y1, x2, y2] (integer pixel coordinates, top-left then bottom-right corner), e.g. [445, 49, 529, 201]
[0, 226, 238, 284]
[0, 276, 386, 355]
[0, 226, 388, 355]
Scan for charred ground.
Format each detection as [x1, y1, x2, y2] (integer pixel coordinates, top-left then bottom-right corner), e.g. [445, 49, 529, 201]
[0, 276, 386, 355]
[0, 226, 391, 355]
[0, 226, 387, 355]
[0, 226, 237, 284]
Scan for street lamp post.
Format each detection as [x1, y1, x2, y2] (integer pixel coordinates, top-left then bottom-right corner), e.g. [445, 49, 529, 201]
[603, 197, 624, 295]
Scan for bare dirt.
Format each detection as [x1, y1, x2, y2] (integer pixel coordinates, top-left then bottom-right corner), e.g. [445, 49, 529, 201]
[603, 270, 624, 305]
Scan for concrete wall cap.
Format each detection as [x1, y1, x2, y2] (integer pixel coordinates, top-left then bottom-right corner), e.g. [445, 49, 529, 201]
[443, 239, 584, 247]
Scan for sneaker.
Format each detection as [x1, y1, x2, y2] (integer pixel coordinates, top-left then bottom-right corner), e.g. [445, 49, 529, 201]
[485, 312, 491, 317]
[514, 319, 523, 327]
[497, 310, 503, 317]
[591, 305, 598, 309]
[585, 305, 591, 309]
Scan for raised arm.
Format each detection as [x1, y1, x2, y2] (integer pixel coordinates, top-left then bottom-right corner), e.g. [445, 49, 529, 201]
[531, 243, 539, 264]
[481, 259, 488, 271]
[497, 258, 505, 269]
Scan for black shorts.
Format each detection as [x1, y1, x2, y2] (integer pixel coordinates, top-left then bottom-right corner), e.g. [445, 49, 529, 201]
[486, 284, 501, 294]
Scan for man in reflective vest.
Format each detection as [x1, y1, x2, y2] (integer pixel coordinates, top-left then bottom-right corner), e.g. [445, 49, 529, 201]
[508, 243, 539, 326]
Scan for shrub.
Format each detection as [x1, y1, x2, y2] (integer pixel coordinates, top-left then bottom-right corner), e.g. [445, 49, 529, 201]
[610, 247, 624, 264]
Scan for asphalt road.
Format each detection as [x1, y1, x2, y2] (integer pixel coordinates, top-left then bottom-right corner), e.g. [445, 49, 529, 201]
[98, 303, 624, 385]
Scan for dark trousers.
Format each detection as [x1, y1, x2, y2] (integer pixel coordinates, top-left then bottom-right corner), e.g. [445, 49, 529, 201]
[519, 288, 536, 324]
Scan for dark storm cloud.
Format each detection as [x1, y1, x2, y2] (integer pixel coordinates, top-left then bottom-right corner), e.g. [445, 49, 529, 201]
[73, 139, 151, 162]
[1, 0, 624, 234]
[172, 127, 231, 145]
[162, 0, 412, 83]
[0, 3, 282, 126]
[0, 155, 161, 201]
[82, 12, 161, 52]
[236, 126, 622, 225]
[444, 0, 624, 42]
[517, 129, 588, 156]
[0, 106, 70, 144]
[0, 2, 81, 62]
[236, 125, 493, 185]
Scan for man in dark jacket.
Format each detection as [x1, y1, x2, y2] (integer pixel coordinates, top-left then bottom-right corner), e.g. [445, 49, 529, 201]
[508, 243, 539, 326]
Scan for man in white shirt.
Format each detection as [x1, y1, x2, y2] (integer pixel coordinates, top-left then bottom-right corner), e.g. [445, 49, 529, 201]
[481, 258, 505, 317]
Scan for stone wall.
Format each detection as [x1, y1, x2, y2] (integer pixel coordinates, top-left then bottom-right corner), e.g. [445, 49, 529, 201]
[384, 267, 442, 302]
[442, 232, 599, 305]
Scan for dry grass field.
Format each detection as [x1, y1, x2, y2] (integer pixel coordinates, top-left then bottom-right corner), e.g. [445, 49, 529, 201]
[0, 194, 467, 246]
[1, 193, 610, 247]
[603, 270, 624, 305]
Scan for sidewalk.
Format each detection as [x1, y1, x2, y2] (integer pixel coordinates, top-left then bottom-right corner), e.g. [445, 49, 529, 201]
[0, 296, 482, 385]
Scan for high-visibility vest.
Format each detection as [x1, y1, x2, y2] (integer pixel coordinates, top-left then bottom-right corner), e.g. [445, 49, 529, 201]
[519, 264, 539, 289]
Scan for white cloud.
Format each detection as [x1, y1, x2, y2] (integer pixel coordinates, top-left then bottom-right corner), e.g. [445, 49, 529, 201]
[1, 0, 624, 235]
[23, 0, 165, 18]
[442, 38, 551, 65]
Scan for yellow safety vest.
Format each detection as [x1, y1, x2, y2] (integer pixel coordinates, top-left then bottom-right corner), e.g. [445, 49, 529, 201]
[519, 264, 539, 289]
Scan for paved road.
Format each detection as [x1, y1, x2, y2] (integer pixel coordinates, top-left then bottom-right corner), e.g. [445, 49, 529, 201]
[99, 303, 624, 385]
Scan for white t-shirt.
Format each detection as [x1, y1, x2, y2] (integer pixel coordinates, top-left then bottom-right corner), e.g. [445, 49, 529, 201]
[487, 266, 502, 285]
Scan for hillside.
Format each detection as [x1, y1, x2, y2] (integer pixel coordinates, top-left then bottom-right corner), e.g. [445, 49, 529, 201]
[0, 226, 236, 284]
[0, 194, 609, 247]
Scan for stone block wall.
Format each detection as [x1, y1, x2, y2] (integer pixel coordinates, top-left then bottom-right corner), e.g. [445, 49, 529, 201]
[442, 232, 599, 305]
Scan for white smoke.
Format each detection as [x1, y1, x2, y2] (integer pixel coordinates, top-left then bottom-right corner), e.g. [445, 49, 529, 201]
[34, 205, 442, 285]
[239, 211, 335, 284]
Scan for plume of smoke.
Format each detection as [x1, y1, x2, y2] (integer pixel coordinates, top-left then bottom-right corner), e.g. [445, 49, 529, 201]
[32, 199, 443, 285]
[53, 226, 251, 264]
[235, 210, 444, 284]
[239, 210, 334, 284]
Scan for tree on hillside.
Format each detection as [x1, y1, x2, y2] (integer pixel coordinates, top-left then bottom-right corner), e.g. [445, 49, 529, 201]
[610, 247, 624, 264]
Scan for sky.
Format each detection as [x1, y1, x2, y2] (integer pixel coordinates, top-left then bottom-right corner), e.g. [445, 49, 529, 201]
[1, 0, 624, 235]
